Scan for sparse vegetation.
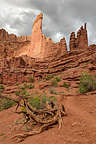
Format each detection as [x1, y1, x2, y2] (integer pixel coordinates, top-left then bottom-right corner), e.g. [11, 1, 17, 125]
[10, 92, 65, 142]
[28, 95, 56, 109]
[0, 133, 5, 136]
[51, 79, 58, 87]
[62, 82, 69, 89]
[43, 74, 54, 80]
[19, 83, 34, 90]
[54, 76, 61, 82]
[86, 61, 91, 65]
[29, 76, 35, 83]
[51, 76, 61, 87]
[15, 88, 30, 98]
[79, 72, 96, 94]
[2, 135, 7, 141]
[20, 90, 30, 98]
[0, 97, 16, 111]
[0, 84, 5, 92]
[49, 88, 58, 95]
[27, 84, 34, 89]
[15, 91, 20, 96]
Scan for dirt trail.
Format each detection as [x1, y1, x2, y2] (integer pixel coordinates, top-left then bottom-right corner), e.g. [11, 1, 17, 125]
[66, 96, 96, 128]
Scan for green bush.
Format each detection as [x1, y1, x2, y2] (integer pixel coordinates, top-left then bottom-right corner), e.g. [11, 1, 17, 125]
[43, 74, 53, 80]
[79, 72, 96, 94]
[28, 95, 56, 109]
[28, 96, 42, 109]
[27, 84, 34, 89]
[0, 98, 16, 111]
[29, 76, 35, 83]
[49, 88, 58, 95]
[20, 90, 30, 98]
[19, 83, 34, 90]
[47, 96, 57, 102]
[0, 84, 5, 92]
[62, 82, 69, 89]
[15, 89, 30, 98]
[54, 76, 61, 82]
[51, 79, 58, 87]
[15, 91, 20, 96]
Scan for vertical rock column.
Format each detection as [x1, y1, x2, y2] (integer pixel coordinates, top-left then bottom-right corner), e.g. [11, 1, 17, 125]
[69, 32, 76, 51]
[28, 13, 44, 58]
[76, 23, 88, 49]
[70, 23, 88, 51]
[59, 38, 67, 55]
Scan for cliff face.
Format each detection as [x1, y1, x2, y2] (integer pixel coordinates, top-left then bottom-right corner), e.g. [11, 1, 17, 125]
[0, 13, 89, 59]
[0, 29, 31, 42]
[0, 29, 17, 41]
[70, 23, 88, 51]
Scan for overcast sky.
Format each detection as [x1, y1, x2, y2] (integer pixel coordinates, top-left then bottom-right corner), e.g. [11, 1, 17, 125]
[0, 0, 96, 45]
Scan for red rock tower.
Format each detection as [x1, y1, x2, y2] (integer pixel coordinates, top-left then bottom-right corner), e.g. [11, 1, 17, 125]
[16, 13, 67, 59]
[26, 13, 52, 58]
[26, 13, 67, 59]
[70, 23, 88, 51]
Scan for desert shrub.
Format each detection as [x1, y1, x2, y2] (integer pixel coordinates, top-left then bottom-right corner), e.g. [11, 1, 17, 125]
[54, 76, 61, 82]
[28, 96, 42, 109]
[51, 79, 58, 87]
[62, 82, 69, 89]
[86, 61, 91, 65]
[49, 88, 58, 95]
[19, 83, 28, 90]
[19, 85, 25, 90]
[0, 98, 16, 111]
[27, 84, 34, 89]
[19, 83, 34, 90]
[28, 95, 56, 109]
[79, 72, 96, 94]
[43, 74, 54, 80]
[0, 84, 5, 92]
[48, 96, 57, 102]
[29, 76, 35, 83]
[15, 89, 30, 98]
[20, 90, 30, 98]
[15, 91, 20, 96]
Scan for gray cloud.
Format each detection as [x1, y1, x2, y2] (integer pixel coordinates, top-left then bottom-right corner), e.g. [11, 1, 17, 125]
[0, 0, 96, 45]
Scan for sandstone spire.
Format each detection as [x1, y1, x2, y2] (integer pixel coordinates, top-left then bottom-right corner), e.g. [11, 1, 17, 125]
[16, 13, 67, 59]
[70, 23, 88, 51]
[32, 13, 43, 31]
[29, 13, 44, 58]
[69, 32, 76, 50]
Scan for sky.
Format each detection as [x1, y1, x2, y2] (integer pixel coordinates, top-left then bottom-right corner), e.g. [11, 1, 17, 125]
[0, 0, 96, 45]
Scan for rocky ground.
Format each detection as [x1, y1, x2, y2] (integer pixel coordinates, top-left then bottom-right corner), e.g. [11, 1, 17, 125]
[0, 48, 96, 143]
[0, 80, 96, 144]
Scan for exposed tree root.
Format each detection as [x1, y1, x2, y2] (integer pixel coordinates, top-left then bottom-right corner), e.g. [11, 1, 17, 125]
[2, 96, 66, 143]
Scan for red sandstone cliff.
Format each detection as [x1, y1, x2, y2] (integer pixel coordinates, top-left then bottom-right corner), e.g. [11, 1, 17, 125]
[0, 29, 31, 42]
[0, 29, 17, 41]
[0, 13, 89, 60]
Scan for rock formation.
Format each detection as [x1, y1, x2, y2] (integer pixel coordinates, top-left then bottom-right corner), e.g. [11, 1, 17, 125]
[18, 13, 67, 59]
[70, 32, 76, 50]
[0, 29, 17, 41]
[0, 29, 31, 42]
[70, 23, 88, 51]
[0, 13, 89, 59]
[17, 35, 31, 42]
